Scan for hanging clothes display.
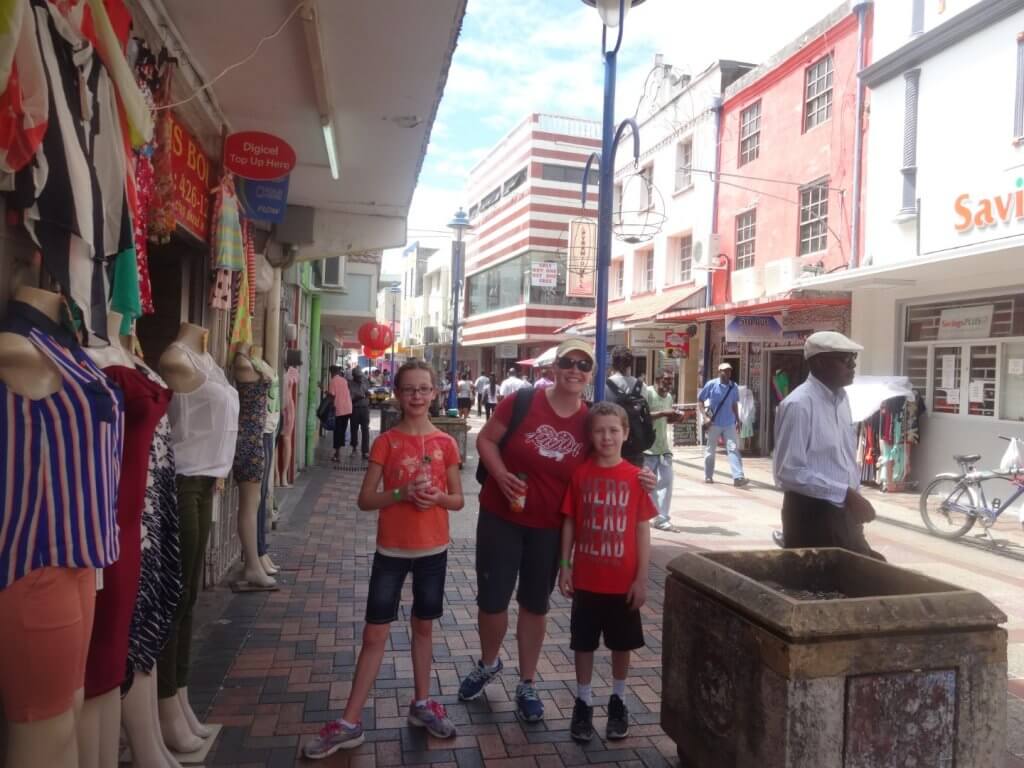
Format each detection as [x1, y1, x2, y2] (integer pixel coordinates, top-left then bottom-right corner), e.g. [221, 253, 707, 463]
[0, 0, 48, 173]
[856, 392, 926, 492]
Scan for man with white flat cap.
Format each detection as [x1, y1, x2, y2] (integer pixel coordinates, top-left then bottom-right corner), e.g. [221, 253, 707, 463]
[773, 331, 884, 560]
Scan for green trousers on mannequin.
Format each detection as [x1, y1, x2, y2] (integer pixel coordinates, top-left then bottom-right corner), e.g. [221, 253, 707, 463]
[157, 475, 214, 698]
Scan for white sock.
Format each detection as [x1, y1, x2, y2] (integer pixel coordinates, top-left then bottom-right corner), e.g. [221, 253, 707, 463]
[415, 698, 428, 708]
[483, 658, 500, 672]
[340, 717, 359, 728]
[577, 683, 593, 705]
[612, 679, 626, 698]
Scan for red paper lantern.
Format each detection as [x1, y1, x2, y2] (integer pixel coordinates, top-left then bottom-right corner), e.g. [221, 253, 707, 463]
[363, 345, 385, 359]
[357, 321, 381, 347]
[376, 324, 394, 348]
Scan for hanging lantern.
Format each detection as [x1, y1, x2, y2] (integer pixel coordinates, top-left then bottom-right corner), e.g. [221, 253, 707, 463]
[357, 321, 381, 347]
[363, 346, 385, 359]
[376, 323, 394, 348]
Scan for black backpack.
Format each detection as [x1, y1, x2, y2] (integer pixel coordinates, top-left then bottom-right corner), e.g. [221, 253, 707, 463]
[475, 387, 535, 486]
[606, 377, 656, 457]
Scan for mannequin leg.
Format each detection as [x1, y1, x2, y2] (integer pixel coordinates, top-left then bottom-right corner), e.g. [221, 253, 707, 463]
[157, 695, 202, 754]
[151, 672, 183, 766]
[176, 687, 212, 739]
[238, 481, 275, 586]
[6, 690, 82, 768]
[78, 689, 120, 768]
[123, 670, 180, 768]
[256, 433, 278, 578]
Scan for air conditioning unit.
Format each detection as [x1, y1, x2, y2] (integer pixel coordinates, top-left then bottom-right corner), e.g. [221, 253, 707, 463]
[763, 258, 801, 296]
[731, 265, 764, 302]
[316, 255, 346, 290]
[691, 232, 722, 270]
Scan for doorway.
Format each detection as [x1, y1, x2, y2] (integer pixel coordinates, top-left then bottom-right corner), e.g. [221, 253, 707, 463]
[765, 349, 808, 453]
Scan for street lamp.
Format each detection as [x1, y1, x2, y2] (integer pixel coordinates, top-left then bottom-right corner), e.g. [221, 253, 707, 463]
[580, 0, 646, 402]
[388, 284, 401, 382]
[446, 207, 471, 413]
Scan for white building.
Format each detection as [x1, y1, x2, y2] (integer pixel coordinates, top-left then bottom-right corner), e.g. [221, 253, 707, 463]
[804, 0, 1024, 481]
[567, 59, 753, 400]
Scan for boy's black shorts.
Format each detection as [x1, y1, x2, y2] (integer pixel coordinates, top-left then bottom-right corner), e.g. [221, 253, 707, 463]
[569, 589, 645, 652]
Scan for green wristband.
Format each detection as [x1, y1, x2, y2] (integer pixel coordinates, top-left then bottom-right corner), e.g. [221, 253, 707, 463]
[559, 559, 572, 569]
[392, 487, 402, 501]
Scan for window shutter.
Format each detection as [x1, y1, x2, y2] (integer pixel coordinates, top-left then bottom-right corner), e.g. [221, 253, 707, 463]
[1015, 34, 1024, 139]
[900, 69, 921, 214]
[911, 0, 924, 36]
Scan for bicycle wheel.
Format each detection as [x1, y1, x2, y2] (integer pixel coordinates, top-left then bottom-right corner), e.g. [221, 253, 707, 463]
[920, 477, 977, 539]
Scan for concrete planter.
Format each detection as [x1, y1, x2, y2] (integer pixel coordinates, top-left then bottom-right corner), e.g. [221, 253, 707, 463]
[662, 548, 1007, 768]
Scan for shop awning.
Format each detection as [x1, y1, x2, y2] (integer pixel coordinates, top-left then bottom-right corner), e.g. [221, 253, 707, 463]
[559, 284, 705, 334]
[656, 291, 850, 324]
[137, 0, 466, 258]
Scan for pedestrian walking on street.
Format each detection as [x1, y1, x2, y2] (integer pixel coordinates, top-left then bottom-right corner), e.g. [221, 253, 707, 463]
[773, 331, 885, 560]
[348, 367, 372, 460]
[558, 402, 656, 743]
[533, 366, 554, 390]
[484, 375, 498, 419]
[644, 370, 682, 530]
[457, 373, 474, 418]
[328, 365, 352, 462]
[303, 361, 464, 760]
[474, 371, 490, 416]
[604, 347, 656, 467]
[498, 367, 527, 401]
[698, 363, 748, 487]
[458, 339, 595, 722]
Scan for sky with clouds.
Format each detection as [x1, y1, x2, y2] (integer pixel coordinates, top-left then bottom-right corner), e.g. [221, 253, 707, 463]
[384, 0, 843, 273]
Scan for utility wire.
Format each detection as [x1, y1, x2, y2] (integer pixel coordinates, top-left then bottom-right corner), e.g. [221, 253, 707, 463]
[156, 2, 304, 112]
[685, 166, 847, 194]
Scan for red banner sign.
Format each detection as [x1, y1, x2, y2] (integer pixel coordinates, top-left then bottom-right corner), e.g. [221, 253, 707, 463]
[224, 131, 296, 180]
[169, 113, 212, 242]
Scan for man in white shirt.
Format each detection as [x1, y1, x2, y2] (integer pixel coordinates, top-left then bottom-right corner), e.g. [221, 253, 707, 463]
[474, 372, 490, 415]
[773, 331, 883, 560]
[498, 368, 526, 401]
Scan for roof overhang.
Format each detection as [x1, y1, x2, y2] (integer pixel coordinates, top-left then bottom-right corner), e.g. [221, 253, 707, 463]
[138, 0, 465, 259]
[656, 291, 850, 324]
[559, 284, 706, 334]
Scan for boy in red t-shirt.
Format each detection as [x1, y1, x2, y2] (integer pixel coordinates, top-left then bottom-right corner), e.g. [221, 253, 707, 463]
[558, 402, 656, 744]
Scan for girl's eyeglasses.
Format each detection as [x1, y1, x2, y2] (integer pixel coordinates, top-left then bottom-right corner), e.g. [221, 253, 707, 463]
[399, 385, 434, 397]
[555, 357, 594, 373]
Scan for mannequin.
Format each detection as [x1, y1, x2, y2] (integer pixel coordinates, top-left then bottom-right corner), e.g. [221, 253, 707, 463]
[157, 322, 238, 753]
[278, 364, 299, 487]
[233, 343, 276, 588]
[0, 287, 122, 768]
[82, 312, 171, 768]
[251, 345, 281, 576]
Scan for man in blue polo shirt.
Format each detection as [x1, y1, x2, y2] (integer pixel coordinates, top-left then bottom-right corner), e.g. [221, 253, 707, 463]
[698, 362, 748, 487]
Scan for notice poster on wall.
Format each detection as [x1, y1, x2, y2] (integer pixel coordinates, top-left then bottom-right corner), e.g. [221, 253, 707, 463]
[947, 389, 961, 405]
[968, 380, 987, 403]
[940, 355, 956, 389]
[1009, 358, 1024, 376]
[530, 261, 559, 288]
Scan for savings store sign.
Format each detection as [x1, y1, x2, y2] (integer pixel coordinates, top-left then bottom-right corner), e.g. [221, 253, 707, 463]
[950, 175, 1024, 245]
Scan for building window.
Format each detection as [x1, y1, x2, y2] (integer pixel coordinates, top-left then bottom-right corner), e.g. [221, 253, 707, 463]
[1015, 34, 1024, 140]
[799, 180, 829, 255]
[911, 0, 924, 35]
[678, 235, 693, 283]
[901, 69, 921, 214]
[465, 252, 594, 317]
[639, 165, 654, 210]
[479, 186, 501, 212]
[675, 140, 693, 191]
[503, 167, 527, 195]
[804, 54, 833, 131]
[739, 100, 761, 165]
[613, 182, 624, 226]
[644, 252, 654, 291]
[614, 260, 624, 297]
[735, 210, 756, 270]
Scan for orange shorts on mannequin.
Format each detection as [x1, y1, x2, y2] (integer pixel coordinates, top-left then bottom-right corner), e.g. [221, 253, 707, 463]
[0, 566, 96, 722]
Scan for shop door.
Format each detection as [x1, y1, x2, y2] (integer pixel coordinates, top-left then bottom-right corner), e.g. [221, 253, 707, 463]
[765, 350, 808, 453]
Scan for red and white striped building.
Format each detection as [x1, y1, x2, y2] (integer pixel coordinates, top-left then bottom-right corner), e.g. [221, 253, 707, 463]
[462, 114, 600, 372]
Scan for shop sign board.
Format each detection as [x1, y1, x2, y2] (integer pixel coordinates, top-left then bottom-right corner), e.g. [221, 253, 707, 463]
[169, 113, 212, 242]
[629, 327, 664, 351]
[937, 305, 994, 340]
[224, 131, 297, 180]
[567, 220, 596, 297]
[497, 343, 518, 358]
[530, 261, 559, 288]
[725, 314, 784, 342]
[236, 175, 290, 223]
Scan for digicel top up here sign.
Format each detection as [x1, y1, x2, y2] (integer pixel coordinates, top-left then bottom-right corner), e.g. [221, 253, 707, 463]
[224, 131, 296, 180]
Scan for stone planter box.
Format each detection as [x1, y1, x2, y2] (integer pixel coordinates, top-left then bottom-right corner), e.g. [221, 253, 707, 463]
[662, 548, 1007, 768]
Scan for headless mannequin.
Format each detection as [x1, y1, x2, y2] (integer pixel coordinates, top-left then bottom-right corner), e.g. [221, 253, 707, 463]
[77, 314, 132, 768]
[118, 334, 182, 768]
[156, 323, 214, 754]
[277, 366, 296, 488]
[233, 343, 276, 588]
[250, 345, 280, 576]
[0, 288, 79, 768]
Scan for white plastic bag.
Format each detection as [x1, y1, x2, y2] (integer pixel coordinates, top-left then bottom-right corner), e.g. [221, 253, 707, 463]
[999, 438, 1023, 472]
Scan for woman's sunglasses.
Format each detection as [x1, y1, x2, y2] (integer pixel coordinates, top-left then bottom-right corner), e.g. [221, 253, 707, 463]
[555, 357, 594, 373]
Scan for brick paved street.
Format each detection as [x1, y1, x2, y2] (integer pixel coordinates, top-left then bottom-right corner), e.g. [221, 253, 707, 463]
[186, 419, 1024, 767]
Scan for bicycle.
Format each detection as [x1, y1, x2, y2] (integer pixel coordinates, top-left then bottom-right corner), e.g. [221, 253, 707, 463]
[919, 436, 1024, 540]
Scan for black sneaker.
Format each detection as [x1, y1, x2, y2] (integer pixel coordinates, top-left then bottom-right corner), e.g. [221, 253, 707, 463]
[734, 477, 750, 488]
[569, 698, 594, 743]
[606, 694, 629, 740]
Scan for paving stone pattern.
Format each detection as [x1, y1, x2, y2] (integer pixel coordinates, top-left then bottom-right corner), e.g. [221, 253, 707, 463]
[200, 465, 677, 767]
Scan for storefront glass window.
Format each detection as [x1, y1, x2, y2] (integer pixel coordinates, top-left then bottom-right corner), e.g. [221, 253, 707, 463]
[966, 345, 997, 418]
[1000, 342, 1024, 422]
[466, 252, 593, 317]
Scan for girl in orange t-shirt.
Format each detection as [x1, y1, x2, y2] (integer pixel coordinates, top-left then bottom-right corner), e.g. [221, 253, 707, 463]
[304, 362, 464, 760]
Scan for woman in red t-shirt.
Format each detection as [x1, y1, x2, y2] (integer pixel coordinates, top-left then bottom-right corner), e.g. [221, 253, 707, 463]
[456, 338, 595, 722]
